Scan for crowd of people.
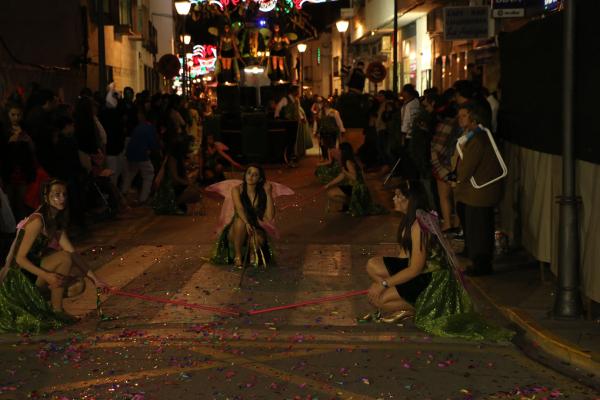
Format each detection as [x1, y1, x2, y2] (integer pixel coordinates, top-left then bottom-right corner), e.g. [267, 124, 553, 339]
[0, 76, 507, 339]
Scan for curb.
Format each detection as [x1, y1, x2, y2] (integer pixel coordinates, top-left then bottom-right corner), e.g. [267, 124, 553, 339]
[467, 276, 600, 376]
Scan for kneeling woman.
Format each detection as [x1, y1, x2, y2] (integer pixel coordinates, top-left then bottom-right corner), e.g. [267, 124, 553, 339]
[363, 180, 512, 341]
[324, 142, 385, 216]
[0, 179, 97, 333]
[212, 165, 274, 268]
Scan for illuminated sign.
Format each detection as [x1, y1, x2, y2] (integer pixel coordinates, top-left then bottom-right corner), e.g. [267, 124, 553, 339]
[181, 45, 217, 78]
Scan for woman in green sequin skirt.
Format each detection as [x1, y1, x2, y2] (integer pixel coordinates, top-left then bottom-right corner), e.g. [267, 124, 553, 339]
[323, 142, 386, 216]
[0, 179, 96, 333]
[211, 165, 275, 268]
[362, 180, 512, 341]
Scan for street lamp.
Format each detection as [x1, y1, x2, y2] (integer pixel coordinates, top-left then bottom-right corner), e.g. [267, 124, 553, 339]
[180, 34, 191, 45]
[175, 1, 191, 95]
[297, 43, 307, 93]
[336, 20, 349, 91]
[174, 1, 191, 15]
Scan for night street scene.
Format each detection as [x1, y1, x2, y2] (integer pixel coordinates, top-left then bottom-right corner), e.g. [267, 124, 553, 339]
[0, 0, 599, 399]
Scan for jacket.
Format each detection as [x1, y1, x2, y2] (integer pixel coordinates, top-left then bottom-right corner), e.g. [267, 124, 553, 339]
[454, 128, 503, 207]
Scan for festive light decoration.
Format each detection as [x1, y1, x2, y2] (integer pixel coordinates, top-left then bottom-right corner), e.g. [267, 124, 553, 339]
[190, 0, 335, 11]
[189, 44, 218, 77]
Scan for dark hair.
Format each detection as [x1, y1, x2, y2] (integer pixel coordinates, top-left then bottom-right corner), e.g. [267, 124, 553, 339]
[38, 178, 70, 236]
[339, 142, 357, 172]
[241, 164, 267, 225]
[458, 102, 487, 126]
[396, 180, 430, 252]
[453, 80, 475, 100]
[55, 115, 74, 131]
[402, 84, 419, 98]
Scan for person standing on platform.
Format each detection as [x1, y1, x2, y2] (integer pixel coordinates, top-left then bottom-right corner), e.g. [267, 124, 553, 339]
[274, 86, 312, 165]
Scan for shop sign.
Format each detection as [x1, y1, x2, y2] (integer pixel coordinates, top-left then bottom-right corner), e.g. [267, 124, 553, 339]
[492, 0, 524, 18]
[443, 6, 491, 41]
[366, 61, 387, 83]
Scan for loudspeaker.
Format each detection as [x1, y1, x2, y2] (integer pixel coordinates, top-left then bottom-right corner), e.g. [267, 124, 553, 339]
[260, 85, 288, 108]
[241, 86, 258, 109]
[217, 85, 241, 113]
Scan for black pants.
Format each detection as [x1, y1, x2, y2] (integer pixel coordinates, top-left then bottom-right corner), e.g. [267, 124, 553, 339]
[458, 202, 495, 273]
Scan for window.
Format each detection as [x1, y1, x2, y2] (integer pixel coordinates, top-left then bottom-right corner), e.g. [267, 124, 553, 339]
[119, 0, 132, 27]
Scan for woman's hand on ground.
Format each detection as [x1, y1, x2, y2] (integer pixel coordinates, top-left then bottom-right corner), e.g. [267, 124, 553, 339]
[86, 270, 104, 287]
[367, 283, 385, 305]
[45, 272, 66, 288]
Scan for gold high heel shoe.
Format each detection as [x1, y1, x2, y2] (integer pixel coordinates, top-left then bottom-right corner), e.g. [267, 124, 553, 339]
[357, 310, 382, 323]
[233, 256, 243, 268]
[380, 309, 415, 323]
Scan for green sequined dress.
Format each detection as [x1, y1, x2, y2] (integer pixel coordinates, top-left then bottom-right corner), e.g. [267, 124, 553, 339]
[315, 161, 341, 185]
[413, 237, 513, 342]
[345, 168, 387, 217]
[211, 221, 274, 268]
[0, 220, 70, 333]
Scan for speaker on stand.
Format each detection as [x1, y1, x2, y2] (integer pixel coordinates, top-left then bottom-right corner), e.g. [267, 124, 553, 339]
[217, 85, 241, 114]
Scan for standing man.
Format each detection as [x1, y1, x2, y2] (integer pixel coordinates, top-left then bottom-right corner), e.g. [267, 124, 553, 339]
[454, 102, 504, 276]
[400, 84, 420, 144]
[347, 61, 366, 94]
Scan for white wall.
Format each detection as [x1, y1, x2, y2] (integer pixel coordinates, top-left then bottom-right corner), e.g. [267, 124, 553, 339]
[365, 0, 394, 31]
[150, 0, 174, 60]
[415, 16, 432, 94]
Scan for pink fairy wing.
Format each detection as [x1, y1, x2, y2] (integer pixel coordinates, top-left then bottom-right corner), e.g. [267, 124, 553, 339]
[416, 209, 465, 286]
[205, 180, 294, 237]
[205, 180, 242, 235]
[269, 181, 295, 198]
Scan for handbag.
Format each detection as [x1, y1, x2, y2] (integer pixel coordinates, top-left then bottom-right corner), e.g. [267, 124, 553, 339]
[455, 125, 507, 189]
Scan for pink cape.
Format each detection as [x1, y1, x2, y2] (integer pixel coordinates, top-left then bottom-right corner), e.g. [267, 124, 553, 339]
[205, 180, 294, 238]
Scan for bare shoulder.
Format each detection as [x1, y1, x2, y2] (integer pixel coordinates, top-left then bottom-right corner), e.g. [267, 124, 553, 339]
[23, 214, 43, 234]
[411, 220, 422, 236]
[231, 185, 242, 197]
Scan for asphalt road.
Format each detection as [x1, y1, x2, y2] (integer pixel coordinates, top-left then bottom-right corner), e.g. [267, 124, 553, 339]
[1, 160, 598, 400]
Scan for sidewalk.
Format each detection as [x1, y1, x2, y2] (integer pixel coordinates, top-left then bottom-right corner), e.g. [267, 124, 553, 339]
[463, 249, 600, 383]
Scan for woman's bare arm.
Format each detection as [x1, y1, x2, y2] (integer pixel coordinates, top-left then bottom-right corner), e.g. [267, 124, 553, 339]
[344, 160, 358, 182]
[14, 216, 62, 286]
[232, 186, 250, 225]
[263, 183, 275, 221]
[324, 171, 345, 189]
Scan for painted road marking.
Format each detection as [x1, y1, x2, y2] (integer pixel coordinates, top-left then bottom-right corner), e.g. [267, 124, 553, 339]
[64, 245, 174, 316]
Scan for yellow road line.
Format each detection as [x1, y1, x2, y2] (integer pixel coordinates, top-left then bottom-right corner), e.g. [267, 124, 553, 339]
[39, 361, 228, 393]
[38, 346, 333, 395]
[193, 346, 375, 400]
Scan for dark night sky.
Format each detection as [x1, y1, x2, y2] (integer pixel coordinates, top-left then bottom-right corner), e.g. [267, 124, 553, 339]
[302, 0, 350, 32]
